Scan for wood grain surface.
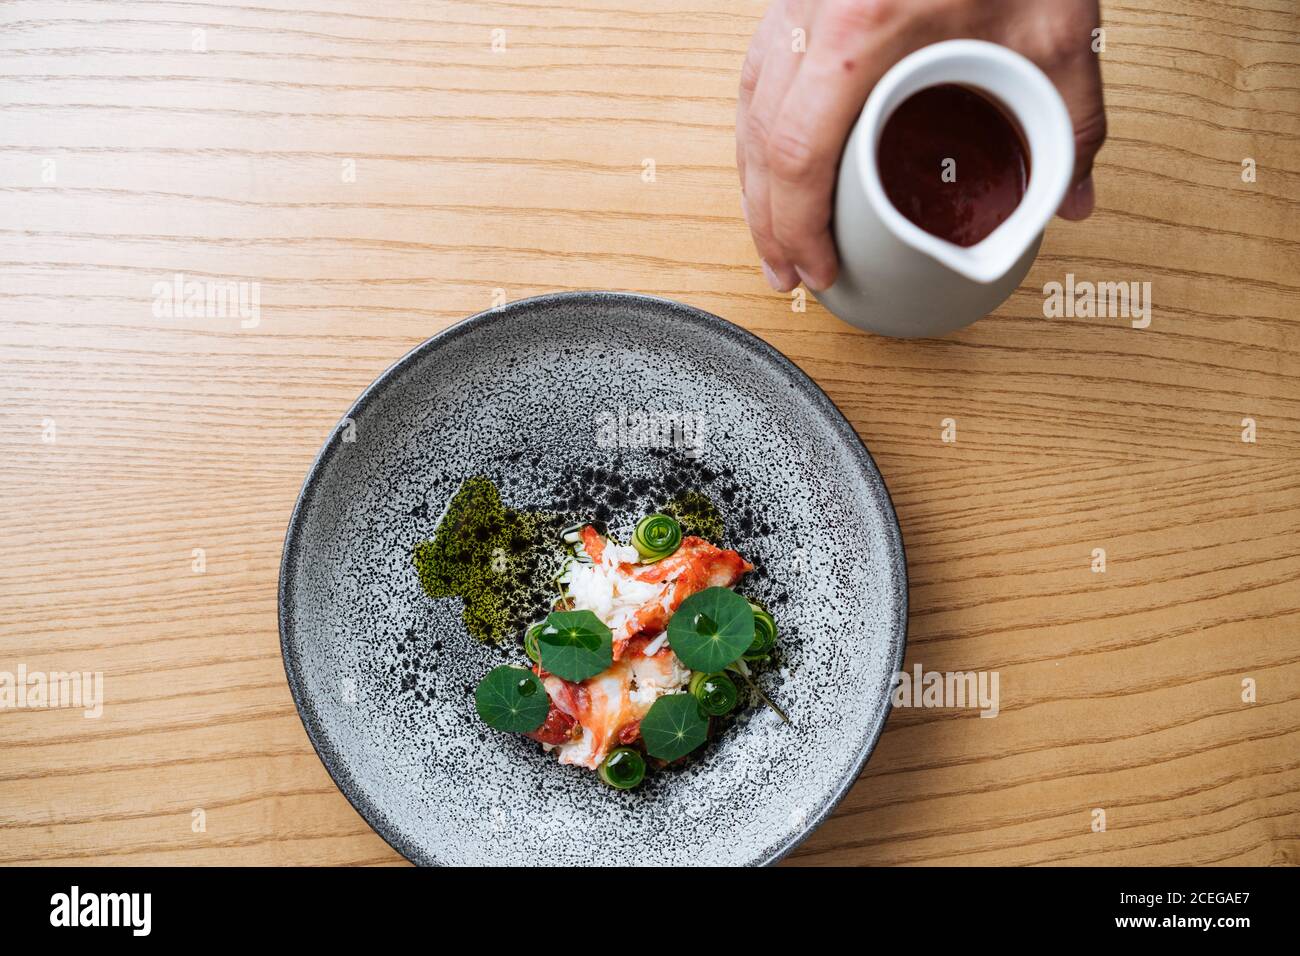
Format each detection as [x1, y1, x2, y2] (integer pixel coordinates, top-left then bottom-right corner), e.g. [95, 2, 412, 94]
[1, 0, 1297, 866]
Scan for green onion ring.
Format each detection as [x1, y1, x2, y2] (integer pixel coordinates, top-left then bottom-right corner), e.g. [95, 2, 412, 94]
[524, 622, 544, 664]
[632, 514, 683, 562]
[744, 603, 777, 661]
[598, 747, 646, 789]
[689, 670, 739, 716]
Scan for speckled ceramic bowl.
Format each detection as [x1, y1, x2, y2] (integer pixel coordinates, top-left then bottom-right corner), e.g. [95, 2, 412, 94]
[279, 291, 907, 866]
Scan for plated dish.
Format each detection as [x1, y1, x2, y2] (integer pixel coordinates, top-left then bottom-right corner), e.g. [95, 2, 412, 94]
[279, 291, 907, 865]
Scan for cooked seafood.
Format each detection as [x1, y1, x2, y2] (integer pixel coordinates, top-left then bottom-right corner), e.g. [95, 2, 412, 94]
[470, 512, 778, 789]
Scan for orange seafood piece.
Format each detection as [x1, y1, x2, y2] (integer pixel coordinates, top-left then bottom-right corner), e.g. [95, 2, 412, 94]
[540, 646, 694, 768]
[537, 526, 752, 768]
[612, 536, 752, 660]
[576, 524, 752, 658]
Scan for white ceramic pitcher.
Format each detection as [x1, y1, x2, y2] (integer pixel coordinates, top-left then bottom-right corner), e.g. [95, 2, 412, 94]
[813, 40, 1076, 338]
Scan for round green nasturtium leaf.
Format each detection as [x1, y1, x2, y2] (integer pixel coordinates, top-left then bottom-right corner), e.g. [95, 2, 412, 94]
[538, 609, 613, 682]
[667, 587, 755, 673]
[474, 665, 549, 733]
[641, 693, 710, 762]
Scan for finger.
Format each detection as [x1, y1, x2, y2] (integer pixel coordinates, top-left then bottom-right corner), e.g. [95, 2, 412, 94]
[744, 9, 808, 290]
[1058, 174, 1095, 220]
[1045, 12, 1107, 218]
[765, 1, 903, 289]
[736, 4, 780, 188]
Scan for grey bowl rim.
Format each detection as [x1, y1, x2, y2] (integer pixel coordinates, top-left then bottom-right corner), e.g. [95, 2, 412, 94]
[277, 290, 909, 867]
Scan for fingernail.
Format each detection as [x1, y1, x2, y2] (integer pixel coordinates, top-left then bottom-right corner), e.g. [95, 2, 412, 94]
[761, 260, 783, 291]
[794, 265, 824, 292]
[1073, 176, 1096, 217]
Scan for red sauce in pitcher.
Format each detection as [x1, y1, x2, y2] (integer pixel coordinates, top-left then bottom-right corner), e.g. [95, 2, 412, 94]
[877, 84, 1030, 247]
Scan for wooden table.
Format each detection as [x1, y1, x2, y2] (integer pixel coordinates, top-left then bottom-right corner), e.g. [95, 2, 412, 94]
[1, 0, 1296, 867]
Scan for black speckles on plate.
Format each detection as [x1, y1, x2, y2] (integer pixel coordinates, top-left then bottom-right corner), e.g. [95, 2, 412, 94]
[278, 291, 907, 866]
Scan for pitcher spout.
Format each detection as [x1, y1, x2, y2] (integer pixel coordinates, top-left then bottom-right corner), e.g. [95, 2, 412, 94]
[927, 223, 1050, 286]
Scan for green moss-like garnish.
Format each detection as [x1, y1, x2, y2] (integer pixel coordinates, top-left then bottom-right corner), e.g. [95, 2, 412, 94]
[413, 477, 565, 644]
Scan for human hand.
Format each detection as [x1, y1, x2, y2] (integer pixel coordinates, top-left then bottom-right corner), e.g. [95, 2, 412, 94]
[736, 0, 1107, 291]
